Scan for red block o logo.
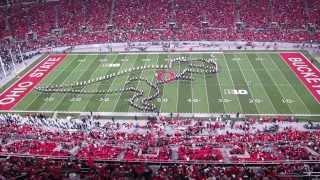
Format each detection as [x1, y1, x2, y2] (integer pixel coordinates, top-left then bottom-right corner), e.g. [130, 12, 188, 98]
[155, 70, 176, 83]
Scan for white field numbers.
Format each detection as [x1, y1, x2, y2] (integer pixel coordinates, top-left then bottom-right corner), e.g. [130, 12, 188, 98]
[232, 57, 241, 62]
[256, 57, 264, 61]
[101, 63, 121, 68]
[70, 97, 82, 102]
[187, 98, 200, 103]
[157, 98, 168, 103]
[99, 97, 110, 102]
[142, 59, 151, 62]
[249, 98, 263, 104]
[218, 99, 232, 103]
[99, 58, 108, 62]
[44, 97, 55, 102]
[281, 98, 295, 104]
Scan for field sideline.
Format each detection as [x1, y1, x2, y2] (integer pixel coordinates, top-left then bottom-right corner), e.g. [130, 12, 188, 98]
[1, 51, 320, 115]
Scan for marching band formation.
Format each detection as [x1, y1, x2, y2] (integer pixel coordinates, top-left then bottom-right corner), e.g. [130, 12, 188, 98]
[35, 57, 218, 112]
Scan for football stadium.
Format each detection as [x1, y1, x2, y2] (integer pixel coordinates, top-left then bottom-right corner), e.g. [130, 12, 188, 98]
[0, 0, 320, 179]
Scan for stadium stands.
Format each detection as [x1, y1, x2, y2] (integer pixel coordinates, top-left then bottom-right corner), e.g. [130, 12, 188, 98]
[0, 40, 40, 80]
[239, 0, 270, 29]
[0, 113, 320, 163]
[270, 0, 307, 29]
[0, 113, 320, 178]
[1, 0, 320, 178]
[113, 0, 169, 30]
[0, 156, 318, 179]
[0, 0, 319, 50]
[308, 0, 320, 27]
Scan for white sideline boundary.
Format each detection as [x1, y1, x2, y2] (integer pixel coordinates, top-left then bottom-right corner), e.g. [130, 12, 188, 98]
[1, 110, 320, 118]
[63, 51, 301, 56]
[121, 51, 224, 55]
[68, 52, 224, 56]
[2, 51, 319, 118]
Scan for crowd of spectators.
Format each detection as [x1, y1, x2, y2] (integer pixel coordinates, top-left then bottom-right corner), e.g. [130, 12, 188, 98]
[308, 0, 320, 27]
[0, 157, 320, 180]
[0, 0, 319, 52]
[113, 0, 169, 30]
[1, 1, 320, 178]
[1, 156, 319, 179]
[0, 113, 320, 163]
[0, 41, 40, 80]
[0, 113, 320, 178]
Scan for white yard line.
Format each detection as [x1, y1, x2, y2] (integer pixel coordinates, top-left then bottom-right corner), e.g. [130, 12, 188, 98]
[214, 56, 227, 112]
[200, 54, 213, 113]
[257, 55, 296, 114]
[145, 54, 160, 109]
[159, 55, 168, 112]
[175, 57, 181, 113]
[22, 54, 75, 109]
[242, 54, 277, 113]
[160, 53, 179, 113]
[127, 55, 153, 112]
[221, 54, 244, 113]
[96, 55, 133, 111]
[267, 54, 311, 114]
[202, 72, 210, 113]
[50, 56, 96, 110]
[189, 54, 194, 113]
[235, 56, 264, 114]
[110, 55, 140, 112]
[192, 54, 210, 113]
[79, 54, 118, 111]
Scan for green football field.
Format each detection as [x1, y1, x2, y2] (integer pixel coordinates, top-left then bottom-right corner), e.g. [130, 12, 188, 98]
[10, 52, 320, 115]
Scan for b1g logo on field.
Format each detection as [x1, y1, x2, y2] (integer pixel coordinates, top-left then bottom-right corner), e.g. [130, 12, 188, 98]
[224, 89, 248, 95]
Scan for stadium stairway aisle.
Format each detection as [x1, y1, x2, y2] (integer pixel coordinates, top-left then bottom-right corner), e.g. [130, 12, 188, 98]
[118, 151, 125, 160]
[305, 147, 320, 156]
[221, 148, 231, 163]
[171, 146, 179, 161]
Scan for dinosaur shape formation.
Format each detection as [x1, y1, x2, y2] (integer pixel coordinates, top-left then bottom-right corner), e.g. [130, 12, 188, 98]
[35, 56, 218, 112]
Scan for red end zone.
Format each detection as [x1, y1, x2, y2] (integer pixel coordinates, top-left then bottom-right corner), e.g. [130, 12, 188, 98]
[280, 52, 320, 103]
[0, 54, 67, 110]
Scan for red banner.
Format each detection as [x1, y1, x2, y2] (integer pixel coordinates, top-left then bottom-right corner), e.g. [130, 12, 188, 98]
[280, 52, 320, 103]
[0, 54, 67, 110]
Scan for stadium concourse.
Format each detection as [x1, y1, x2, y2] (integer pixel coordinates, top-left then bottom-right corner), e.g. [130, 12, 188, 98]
[0, 113, 320, 178]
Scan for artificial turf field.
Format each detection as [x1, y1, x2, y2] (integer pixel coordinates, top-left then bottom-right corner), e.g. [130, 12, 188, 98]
[4, 51, 320, 115]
